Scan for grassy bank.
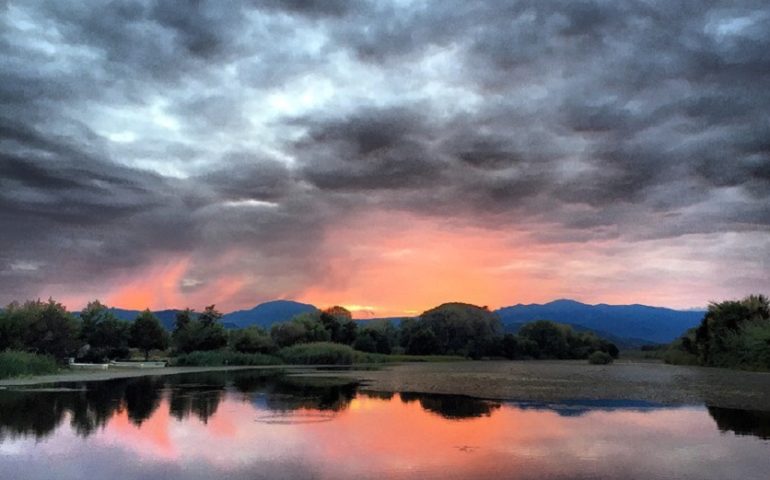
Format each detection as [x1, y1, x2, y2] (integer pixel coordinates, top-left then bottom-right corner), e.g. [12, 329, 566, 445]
[0, 350, 59, 379]
[170, 343, 467, 367]
[171, 350, 282, 367]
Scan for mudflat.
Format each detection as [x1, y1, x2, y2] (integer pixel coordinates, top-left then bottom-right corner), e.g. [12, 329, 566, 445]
[301, 360, 770, 411]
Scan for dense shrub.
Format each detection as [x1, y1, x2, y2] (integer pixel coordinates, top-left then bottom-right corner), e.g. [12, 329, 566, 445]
[278, 342, 357, 365]
[588, 351, 614, 365]
[518, 320, 619, 360]
[270, 313, 330, 347]
[662, 348, 699, 366]
[666, 294, 770, 370]
[354, 324, 394, 354]
[230, 327, 277, 354]
[724, 321, 770, 370]
[0, 350, 58, 379]
[173, 319, 228, 353]
[172, 350, 281, 366]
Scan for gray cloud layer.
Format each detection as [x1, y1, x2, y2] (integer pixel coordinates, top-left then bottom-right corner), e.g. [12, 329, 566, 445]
[1, 0, 768, 306]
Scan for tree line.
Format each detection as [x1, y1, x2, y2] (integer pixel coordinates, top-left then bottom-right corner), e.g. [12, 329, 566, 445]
[0, 299, 168, 362]
[1, 299, 619, 365]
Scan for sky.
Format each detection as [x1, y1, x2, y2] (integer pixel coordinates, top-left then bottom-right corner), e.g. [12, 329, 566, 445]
[1, 0, 768, 317]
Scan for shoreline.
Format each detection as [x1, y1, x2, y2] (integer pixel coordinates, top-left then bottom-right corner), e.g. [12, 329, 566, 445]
[0, 364, 293, 387]
[3, 360, 770, 412]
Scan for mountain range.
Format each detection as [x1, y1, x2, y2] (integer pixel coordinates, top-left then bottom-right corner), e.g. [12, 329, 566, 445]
[104, 298, 705, 346]
[106, 300, 316, 331]
[495, 299, 704, 344]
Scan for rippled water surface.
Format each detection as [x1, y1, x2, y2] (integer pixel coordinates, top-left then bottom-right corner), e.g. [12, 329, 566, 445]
[1, 370, 768, 479]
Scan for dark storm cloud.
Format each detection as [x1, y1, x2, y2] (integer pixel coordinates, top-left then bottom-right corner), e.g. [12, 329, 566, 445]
[0, 0, 768, 303]
[292, 107, 448, 190]
[259, 0, 355, 18]
[292, 0, 770, 233]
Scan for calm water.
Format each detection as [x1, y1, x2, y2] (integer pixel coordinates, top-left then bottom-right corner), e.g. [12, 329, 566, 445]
[1, 370, 768, 480]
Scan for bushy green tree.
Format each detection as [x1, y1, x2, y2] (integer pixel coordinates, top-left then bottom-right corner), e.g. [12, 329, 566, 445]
[174, 308, 194, 333]
[688, 294, 770, 369]
[270, 312, 331, 347]
[418, 303, 502, 358]
[173, 320, 227, 354]
[517, 321, 571, 358]
[320, 306, 357, 344]
[230, 326, 276, 354]
[21, 299, 80, 361]
[79, 300, 131, 361]
[0, 301, 29, 351]
[172, 305, 228, 354]
[198, 305, 223, 327]
[353, 323, 393, 354]
[517, 320, 617, 360]
[405, 322, 440, 355]
[499, 333, 520, 359]
[129, 310, 169, 360]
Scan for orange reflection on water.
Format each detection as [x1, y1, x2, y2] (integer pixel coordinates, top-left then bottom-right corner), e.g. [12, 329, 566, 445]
[103, 403, 177, 459]
[5, 377, 767, 480]
[74, 390, 765, 480]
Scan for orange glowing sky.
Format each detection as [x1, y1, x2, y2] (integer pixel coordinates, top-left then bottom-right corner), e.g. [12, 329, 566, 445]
[48, 210, 766, 316]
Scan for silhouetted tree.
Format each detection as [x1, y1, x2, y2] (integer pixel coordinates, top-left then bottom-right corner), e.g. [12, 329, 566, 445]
[129, 310, 169, 360]
[353, 324, 392, 354]
[174, 308, 194, 333]
[418, 303, 502, 357]
[22, 299, 80, 361]
[198, 305, 223, 327]
[0, 301, 29, 351]
[79, 300, 130, 361]
[320, 306, 357, 344]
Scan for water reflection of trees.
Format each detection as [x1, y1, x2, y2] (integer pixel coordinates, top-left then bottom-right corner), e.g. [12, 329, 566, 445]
[1, 371, 508, 441]
[168, 373, 228, 424]
[262, 377, 358, 412]
[0, 371, 354, 440]
[707, 406, 770, 440]
[0, 390, 73, 440]
[399, 392, 501, 420]
[0, 375, 213, 441]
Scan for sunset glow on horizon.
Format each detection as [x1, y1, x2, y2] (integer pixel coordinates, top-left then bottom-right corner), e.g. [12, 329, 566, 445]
[50, 209, 765, 316]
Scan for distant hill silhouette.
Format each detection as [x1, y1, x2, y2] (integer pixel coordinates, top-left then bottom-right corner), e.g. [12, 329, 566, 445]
[495, 299, 704, 344]
[221, 300, 317, 328]
[107, 300, 316, 330]
[101, 298, 703, 344]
